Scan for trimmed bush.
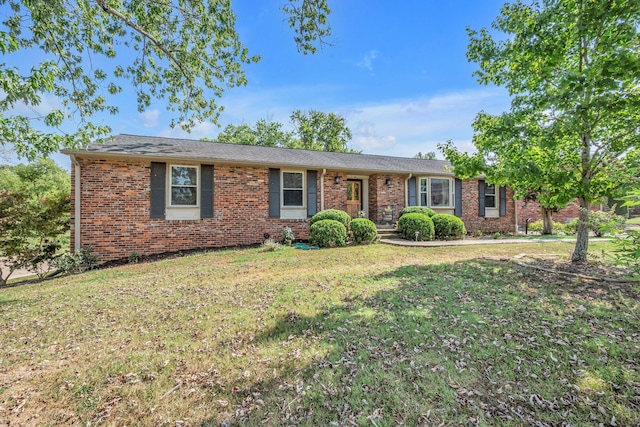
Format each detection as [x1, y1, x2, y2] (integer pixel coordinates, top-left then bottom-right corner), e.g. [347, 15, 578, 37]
[589, 208, 626, 237]
[563, 218, 579, 235]
[350, 218, 378, 245]
[397, 213, 434, 241]
[526, 219, 566, 234]
[309, 219, 348, 248]
[310, 209, 351, 229]
[399, 206, 436, 218]
[432, 214, 466, 240]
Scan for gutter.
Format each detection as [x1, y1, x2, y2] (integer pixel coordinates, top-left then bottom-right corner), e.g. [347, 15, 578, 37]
[320, 169, 326, 211]
[404, 173, 412, 207]
[70, 155, 81, 252]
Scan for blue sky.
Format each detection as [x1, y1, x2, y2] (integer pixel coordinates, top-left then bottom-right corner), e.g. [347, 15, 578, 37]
[5, 0, 512, 168]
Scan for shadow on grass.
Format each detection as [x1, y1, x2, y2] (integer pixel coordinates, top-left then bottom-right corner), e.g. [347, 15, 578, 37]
[200, 259, 640, 426]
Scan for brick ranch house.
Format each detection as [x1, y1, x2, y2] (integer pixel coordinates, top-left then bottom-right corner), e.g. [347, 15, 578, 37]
[63, 134, 520, 263]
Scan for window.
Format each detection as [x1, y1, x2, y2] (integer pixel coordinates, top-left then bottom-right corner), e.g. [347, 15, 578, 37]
[282, 171, 304, 207]
[418, 177, 454, 208]
[430, 178, 450, 207]
[485, 183, 496, 208]
[419, 178, 429, 206]
[170, 165, 198, 206]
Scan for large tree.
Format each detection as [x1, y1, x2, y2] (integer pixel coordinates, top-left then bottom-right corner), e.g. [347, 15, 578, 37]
[0, 158, 70, 284]
[215, 119, 294, 148]
[0, 0, 331, 160]
[214, 110, 358, 153]
[449, 0, 640, 262]
[289, 109, 357, 153]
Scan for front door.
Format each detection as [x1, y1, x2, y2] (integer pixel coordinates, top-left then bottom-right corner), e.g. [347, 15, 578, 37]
[346, 179, 362, 218]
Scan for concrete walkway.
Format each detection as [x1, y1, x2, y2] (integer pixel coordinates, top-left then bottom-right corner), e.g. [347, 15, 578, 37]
[380, 237, 610, 247]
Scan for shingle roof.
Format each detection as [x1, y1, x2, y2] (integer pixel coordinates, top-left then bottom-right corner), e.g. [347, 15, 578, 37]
[63, 134, 454, 176]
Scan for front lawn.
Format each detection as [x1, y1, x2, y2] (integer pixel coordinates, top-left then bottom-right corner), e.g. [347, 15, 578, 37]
[1, 241, 638, 426]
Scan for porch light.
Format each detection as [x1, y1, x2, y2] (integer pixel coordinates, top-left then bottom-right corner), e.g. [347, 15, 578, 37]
[334, 175, 341, 184]
[385, 177, 392, 186]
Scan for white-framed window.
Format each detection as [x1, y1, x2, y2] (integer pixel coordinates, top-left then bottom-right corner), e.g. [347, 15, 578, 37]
[485, 183, 496, 208]
[418, 177, 454, 208]
[282, 171, 304, 207]
[169, 165, 199, 207]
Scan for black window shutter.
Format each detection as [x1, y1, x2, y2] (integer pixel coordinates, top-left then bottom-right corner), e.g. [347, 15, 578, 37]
[269, 168, 281, 218]
[307, 170, 317, 217]
[455, 178, 462, 217]
[499, 186, 507, 217]
[408, 176, 417, 206]
[478, 180, 485, 217]
[200, 165, 214, 218]
[150, 162, 166, 218]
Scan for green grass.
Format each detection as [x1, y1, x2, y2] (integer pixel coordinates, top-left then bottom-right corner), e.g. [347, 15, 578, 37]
[1, 241, 638, 426]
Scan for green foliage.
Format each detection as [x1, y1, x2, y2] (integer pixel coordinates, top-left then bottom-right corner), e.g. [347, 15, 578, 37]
[0, 159, 71, 284]
[414, 151, 437, 160]
[608, 230, 640, 277]
[589, 209, 626, 237]
[527, 220, 567, 235]
[0, 1, 331, 159]
[399, 206, 436, 218]
[308, 219, 347, 248]
[214, 119, 294, 148]
[397, 213, 434, 241]
[564, 218, 579, 235]
[443, 0, 640, 262]
[128, 252, 142, 264]
[288, 110, 358, 153]
[211, 110, 357, 153]
[350, 218, 377, 245]
[431, 214, 466, 240]
[310, 209, 351, 228]
[51, 248, 98, 275]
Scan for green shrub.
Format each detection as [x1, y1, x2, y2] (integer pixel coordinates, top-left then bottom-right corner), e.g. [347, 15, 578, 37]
[589, 208, 626, 237]
[563, 218, 579, 235]
[526, 219, 566, 234]
[350, 218, 378, 245]
[52, 247, 98, 275]
[432, 214, 466, 240]
[309, 219, 348, 248]
[399, 206, 436, 218]
[397, 213, 434, 241]
[310, 209, 351, 229]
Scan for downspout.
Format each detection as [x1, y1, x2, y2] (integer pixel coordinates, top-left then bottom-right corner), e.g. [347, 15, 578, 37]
[70, 155, 81, 252]
[320, 168, 326, 211]
[404, 173, 412, 207]
[514, 195, 518, 234]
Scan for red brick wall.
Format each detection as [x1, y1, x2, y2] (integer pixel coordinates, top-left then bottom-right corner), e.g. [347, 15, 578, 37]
[516, 200, 602, 228]
[72, 158, 312, 263]
[459, 179, 517, 234]
[71, 158, 528, 262]
[369, 174, 405, 222]
[324, 171, 347, 211]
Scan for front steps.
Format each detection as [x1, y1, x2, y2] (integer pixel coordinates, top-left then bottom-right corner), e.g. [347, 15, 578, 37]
[376, 224, 400, 240]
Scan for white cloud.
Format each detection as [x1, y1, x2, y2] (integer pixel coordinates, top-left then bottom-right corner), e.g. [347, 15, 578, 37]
[153, 86, 510, 156]
[139, 109, 160, 128]
[352, 122, 397, 150]
[357, 50, 378, 71]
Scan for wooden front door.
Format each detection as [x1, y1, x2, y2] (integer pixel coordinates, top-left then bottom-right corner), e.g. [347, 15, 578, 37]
[346, 179, 362, 218]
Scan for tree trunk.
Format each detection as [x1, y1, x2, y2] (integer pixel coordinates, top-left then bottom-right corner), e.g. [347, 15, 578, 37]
[541, 208, 554, 235]
[571, 197, 590, 262]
